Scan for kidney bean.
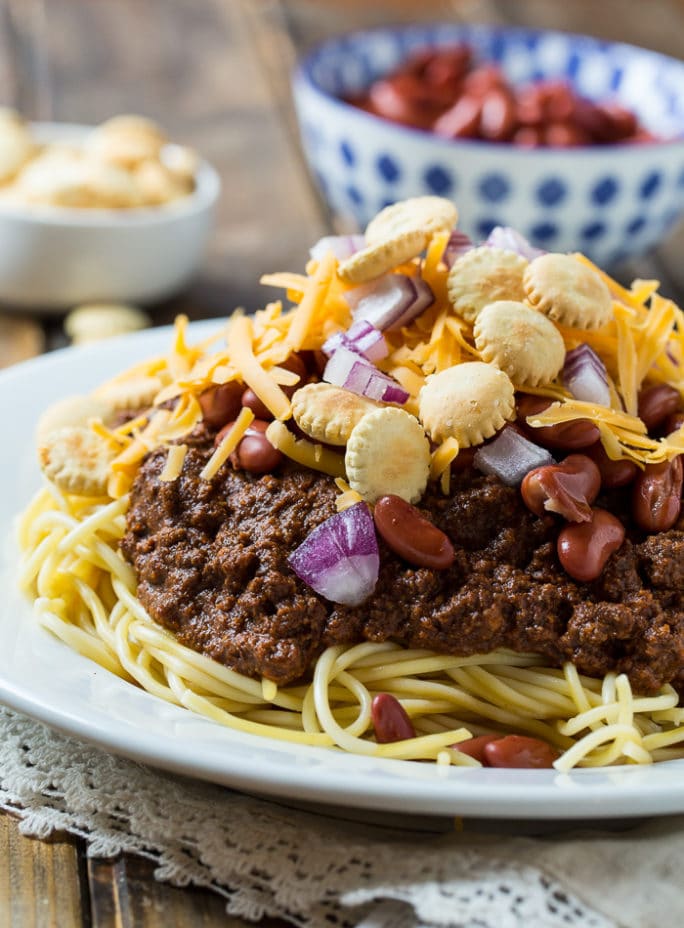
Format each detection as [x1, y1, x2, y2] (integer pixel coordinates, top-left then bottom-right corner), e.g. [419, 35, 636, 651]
[241, 388, 273, 421]
[484, 735, 558, 769]
[432, 93, 482, 138]
[463, 64, 505, 96]
[637, 383, 682, 432]
[452, 734, 500, 763]
[198, 382, 243, 429]
[665, 412, 684, 435]
[371, 693, 415, 743]
[366, 78, 429, 129]
[632, 457, 683, 533]
[541, 81, 577, 123]
[557, 508, 625, 582]
[480, 86, 517, 142]
[521, 454, 601, 522]
[516, 395, 600, 450]
[598, 102, 638, 141]
[512, 125, 544, 148]
[584, 442, 639, 489]
[544, 121, 590, 147]
[278, 353, 308, 398]
[216, 419, 284, 474]
[423, 47, 470, 94]
[374, 495, 455, 570]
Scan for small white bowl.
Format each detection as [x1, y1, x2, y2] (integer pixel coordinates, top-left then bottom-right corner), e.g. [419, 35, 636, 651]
[0, 123, 220, 311]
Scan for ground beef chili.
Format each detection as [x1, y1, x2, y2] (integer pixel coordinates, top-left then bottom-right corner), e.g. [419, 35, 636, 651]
[121, 433, 684, 693]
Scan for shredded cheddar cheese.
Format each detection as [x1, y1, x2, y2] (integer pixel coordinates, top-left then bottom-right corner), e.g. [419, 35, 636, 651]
[159, 444, 188, 482]
[227, 312, 291, 420]
[200, 407, 255, 481]
[265, 420, 346, 478]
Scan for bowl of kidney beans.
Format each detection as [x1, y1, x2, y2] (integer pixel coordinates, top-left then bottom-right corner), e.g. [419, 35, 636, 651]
[292, 23, 684, 265]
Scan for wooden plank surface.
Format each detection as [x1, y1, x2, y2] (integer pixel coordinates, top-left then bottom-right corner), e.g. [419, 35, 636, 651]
[0, 815, 86, 927]
[1, 0, 684, 926]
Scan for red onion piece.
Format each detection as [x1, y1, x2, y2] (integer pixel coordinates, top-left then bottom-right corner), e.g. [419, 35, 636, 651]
[323, 346, 409, 404]
[322, 320, 389, 362]
[473, 426, 555, 486]
[288, 502, 379, 606]
[486, 226, 545, 261]
[563, 344, 611, 407]
[344, 273, 434, 331]
[443, 230, 474, 268]
[309, 234, 365, 263]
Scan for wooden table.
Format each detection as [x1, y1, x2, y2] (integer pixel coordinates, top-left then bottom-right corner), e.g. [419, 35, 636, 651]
[1, 1, 683, 925]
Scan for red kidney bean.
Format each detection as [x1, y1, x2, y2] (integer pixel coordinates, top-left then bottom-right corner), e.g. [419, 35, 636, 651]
[216, 419, 284, 474]
[521, 454, 601, 522]
[480, 86, 517, 141]
[516, 395, 600, 450]
[512, 125, 544, 148]
[542, 81, 577, 123]
[241, 388, 273, 421]
[598, 102, 638, 141]
[665, 412, 684, 435]
[557, 508, 626, 582]
[632, 457, 683, 533]
[483, 735, 558, 769]
[371, 693, 415, 743]
[433, 93, 482, 138]
[463, 64, 505, 96]
[198, 382, 243, 429]
[637, 383, 682, 432]
[374, 495, 455, 570]
[351, 45, 649, 147]
[584, 442, 639, 489]
[452, 735, 500, 763]
[544, 121, 590, 147]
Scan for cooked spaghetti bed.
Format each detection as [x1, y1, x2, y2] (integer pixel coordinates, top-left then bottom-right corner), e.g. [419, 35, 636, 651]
[17, 484, 684, 770]
[18, 197, 684, 771]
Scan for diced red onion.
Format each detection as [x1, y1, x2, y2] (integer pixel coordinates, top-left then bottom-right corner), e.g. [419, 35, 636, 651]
[309, 234, 365, 263]
[563, 344, 611, 407]
[288, 502, 379, 606]
[486, 226, 545, 261]
[343, 273, 434, 331]
[442, 230, 474, 268]
[323, 346, 409, 404]
[322, 320, 389, 362]
[473, 426, 555, 486]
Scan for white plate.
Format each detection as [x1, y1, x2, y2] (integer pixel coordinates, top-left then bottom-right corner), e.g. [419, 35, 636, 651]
[3, 324, 684, 821]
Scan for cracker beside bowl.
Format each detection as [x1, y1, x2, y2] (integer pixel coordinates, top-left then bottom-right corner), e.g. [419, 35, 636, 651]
[0, 122, 220, 311]
[293, 23, 684, 265]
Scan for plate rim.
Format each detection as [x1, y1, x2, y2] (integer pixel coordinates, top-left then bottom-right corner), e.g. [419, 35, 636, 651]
[3, 323, 684, 821]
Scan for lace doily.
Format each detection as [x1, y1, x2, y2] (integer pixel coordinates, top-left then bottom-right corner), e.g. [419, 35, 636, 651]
[2, 706, 682, 928]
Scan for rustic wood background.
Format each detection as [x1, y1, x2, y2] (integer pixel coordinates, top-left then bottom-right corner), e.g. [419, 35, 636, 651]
[0, 1, 682, 925]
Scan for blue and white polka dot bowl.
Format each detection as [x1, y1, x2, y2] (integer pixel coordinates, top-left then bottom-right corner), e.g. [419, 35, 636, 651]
[292, 23, 684, 266]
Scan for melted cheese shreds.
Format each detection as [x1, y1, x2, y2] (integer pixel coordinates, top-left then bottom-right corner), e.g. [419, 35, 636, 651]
[285, 250, 336, 352]
[159, 444, 188, 482]
[265, 420, 346, 478]
[260, 272, 309, 295]
[430, 437, 460, 495]
[430, 437, 460, 481]
[107, 470, 134, 499]
[334, 477, 363, 511]
[227, 312, 291, 420]
[637, 294, 677, 384]
[200, 407, 255, 481]
[614, 303, 638, 416]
